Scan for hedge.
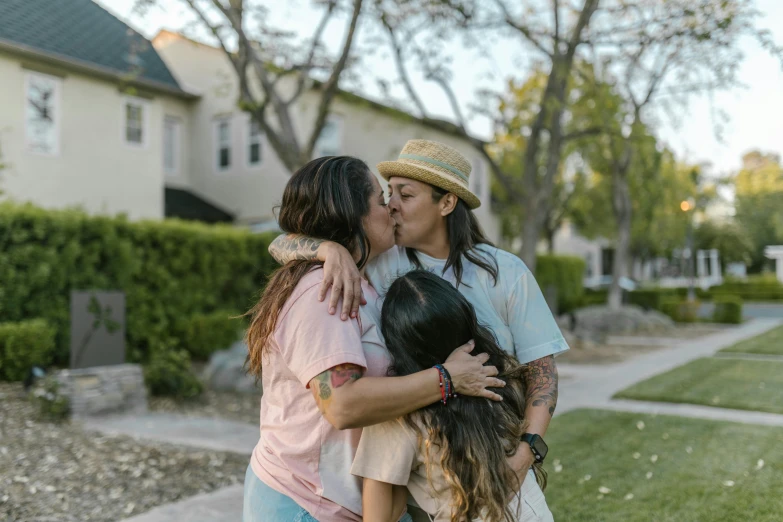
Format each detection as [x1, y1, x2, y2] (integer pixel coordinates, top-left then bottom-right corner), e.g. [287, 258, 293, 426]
[175, 310, 245, 361]
[0, 202, 276, 366]
[660, 299, 700, 323]
[712, 296, 743, 324]
[535, 255, 586, 314]
[709, 276, 783, 302]
[0, 319, 56, 381]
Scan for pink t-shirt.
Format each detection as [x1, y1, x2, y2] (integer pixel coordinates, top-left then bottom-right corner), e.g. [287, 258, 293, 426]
[250, 268, 390, 521]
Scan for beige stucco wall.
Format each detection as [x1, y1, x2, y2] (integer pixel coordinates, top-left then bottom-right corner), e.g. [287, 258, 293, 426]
[0, 51, 190, 220]
[154, 32, 500, 242]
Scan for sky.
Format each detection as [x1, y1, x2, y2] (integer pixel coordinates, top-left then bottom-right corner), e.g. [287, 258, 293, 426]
[98, 0, 783, 176]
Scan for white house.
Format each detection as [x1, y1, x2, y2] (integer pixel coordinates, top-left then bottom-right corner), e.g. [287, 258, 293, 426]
[0, 0, 499, 242]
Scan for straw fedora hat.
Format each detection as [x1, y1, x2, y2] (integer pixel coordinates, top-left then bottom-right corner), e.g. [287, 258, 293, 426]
[377, 139, 481, 209]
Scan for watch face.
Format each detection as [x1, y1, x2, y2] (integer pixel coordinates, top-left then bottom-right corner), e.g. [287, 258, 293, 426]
[532, 436, 549, 460]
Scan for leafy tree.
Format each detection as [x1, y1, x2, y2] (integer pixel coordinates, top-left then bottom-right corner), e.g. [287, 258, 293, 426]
[734, 150, 783, 270]
[695, 220, 756, 266]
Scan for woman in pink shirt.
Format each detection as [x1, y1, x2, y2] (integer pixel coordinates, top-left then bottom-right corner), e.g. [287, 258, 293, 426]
[242, 156, 505, 522]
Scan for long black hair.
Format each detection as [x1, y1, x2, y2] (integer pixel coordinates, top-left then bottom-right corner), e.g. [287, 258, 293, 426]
[246, 156, 375, 374]
[405, 185, 499, 288]
[381, 270, 544, 522]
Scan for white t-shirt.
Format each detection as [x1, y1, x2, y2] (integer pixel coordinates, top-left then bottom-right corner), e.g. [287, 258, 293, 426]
[365, 244, 569, 364]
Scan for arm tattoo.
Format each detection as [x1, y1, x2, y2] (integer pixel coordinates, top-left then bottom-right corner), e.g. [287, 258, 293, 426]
[268, 234, 324, 264]
[523, 356, 558, 418]
[311, 364, 364, 414]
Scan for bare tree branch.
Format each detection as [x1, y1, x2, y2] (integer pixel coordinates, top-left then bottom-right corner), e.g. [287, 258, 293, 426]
[305, 0, 364, 158]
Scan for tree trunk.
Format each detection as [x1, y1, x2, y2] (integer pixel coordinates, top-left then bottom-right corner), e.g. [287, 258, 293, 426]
[520, 204, 540, 272]
[546, 227, 555, 254]
[608, 166, 633, 309]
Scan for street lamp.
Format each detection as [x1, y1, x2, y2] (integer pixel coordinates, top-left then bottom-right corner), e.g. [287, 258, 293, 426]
[681, 198, 696, 302]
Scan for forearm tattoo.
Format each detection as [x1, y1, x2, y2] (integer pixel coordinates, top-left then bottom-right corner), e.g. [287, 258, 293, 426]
[311, 364, 364, 414]
[268, 234, 324, 264]
[523, 356, 559, 418]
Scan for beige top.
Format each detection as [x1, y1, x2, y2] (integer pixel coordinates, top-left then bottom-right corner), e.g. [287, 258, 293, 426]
[351, 417, 548, 522]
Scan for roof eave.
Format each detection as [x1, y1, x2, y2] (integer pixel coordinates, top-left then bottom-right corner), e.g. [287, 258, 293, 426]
[0, 37, 199, 101]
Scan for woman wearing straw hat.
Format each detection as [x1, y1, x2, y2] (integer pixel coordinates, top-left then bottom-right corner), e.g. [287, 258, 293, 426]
[268, 140, 567, 515]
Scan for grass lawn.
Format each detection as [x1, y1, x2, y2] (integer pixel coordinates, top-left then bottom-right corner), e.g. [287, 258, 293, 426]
[544, 409, 783, 522]
[612, 358, 783, 414]
[718, 325, 783, 356]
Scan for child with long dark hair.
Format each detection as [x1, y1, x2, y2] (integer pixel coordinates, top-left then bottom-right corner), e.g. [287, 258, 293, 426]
[352, 270, 552, 522]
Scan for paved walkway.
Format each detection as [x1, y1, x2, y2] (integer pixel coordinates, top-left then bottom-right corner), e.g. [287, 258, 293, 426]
[108, 318, 782, 522]
[84, 412, 258, 456]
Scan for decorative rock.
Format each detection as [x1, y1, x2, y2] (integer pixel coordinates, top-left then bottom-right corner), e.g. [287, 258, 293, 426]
[55, 364, 147, 418]
[203, 342, 261, 395]
[571, 305, 675, 342]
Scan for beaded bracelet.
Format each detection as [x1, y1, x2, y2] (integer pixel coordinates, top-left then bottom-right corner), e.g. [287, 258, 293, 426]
[433, 364, 458, 405]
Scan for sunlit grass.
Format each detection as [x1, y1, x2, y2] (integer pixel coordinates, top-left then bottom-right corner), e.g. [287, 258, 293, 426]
[718, 325, 783, 356]
[612, 358, 783, 414]
[544, 409, 783, 521]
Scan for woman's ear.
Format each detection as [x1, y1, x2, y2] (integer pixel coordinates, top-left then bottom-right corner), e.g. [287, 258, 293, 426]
[440, 193, 458, 217]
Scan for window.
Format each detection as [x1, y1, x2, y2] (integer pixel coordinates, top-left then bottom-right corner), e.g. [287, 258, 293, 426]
[215, 119, 231, 171]
[471, 157, 486, 198]
[163, 117, 180, 174]
[25, 71, 61, 156]
[124, 97, 147, 146]
[248, 119, 262, 166]
[314, 116, 342, 157]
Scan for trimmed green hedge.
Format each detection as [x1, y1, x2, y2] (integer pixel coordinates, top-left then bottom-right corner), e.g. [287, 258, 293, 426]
[0, 202, 276, 366]
[713, 296, 743, 324]
[0, 319, 56, 381]
[535, 255, 586, 314]
[175, 310, 245, 361]
[660, 299, 700, 323]
[709, 277, 783, 302]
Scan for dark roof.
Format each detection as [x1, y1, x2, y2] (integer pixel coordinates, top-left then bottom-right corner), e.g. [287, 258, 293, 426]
[0, 0, 182, 92]
[165, 187, 234, 224]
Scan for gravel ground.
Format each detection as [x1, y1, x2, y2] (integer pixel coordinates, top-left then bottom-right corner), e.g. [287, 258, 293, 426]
[0, 383, 249, 522]
[149, 389, 260, 426]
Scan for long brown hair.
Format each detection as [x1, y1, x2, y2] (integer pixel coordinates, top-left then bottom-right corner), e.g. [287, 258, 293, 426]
[381, 270, 545, 522]
[245, 156, 376, 376]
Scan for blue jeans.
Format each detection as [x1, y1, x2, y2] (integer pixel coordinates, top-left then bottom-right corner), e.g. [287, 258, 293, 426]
[243, 465, 414, 522]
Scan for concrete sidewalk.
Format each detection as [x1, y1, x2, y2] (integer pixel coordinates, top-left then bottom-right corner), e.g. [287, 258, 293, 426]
[85, 412, 258, 456]
[122, 485, 244, 522]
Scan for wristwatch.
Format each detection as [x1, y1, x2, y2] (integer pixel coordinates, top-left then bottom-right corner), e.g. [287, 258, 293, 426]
[521, 433, 549, 463]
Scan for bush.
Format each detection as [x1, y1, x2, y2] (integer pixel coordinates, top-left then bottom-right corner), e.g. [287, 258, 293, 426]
[176, 310, 244, 361]
[143, 346, 203, 399]
[535, 255, 586, 314]
[0, 202, 277, 366]
[0, 319, 56, 381]
[660, 299, 700, 323]
[710, 277, 783, 302]
[581, 288, 608, 307]
[31, 377, 70, 421]
[628, 289, 677, 311]
[713, 296, 743, 324]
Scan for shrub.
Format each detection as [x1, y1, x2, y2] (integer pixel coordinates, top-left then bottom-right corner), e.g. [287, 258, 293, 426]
[709, 275, 783, 302]
[660, 299, 700, 323]
[581, 288, 608, 307]
[0, 202, 277, 366]
[713, 296, 743, 324]
[535, 255, 586, 314]
[628, 289, 677, 311]
[143, 345, 203, 399]
[0, 319, 56, 381]
[31, 377, 70, 421]
[176, 310, 244, 361]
